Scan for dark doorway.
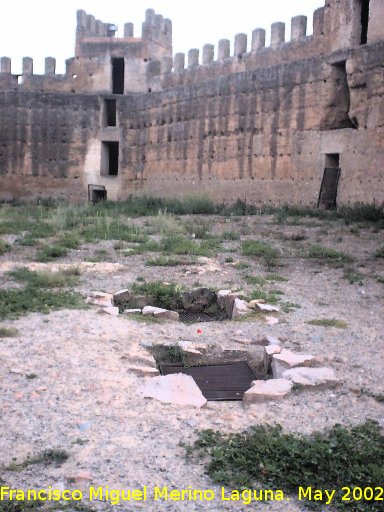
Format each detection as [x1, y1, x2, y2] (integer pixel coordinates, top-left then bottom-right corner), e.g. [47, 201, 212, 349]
[360, 0, 370, 45]
[104, 99, 117, 126]
[101, 141, 119, 176]
[318, 154, 341, 210]
[88, 185, 107, 203]
[160, 361, 257, 401]
[112, 58, 124, 94]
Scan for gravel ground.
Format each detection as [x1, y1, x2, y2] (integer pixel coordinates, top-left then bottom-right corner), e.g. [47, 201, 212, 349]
[0, 214, 383, 511]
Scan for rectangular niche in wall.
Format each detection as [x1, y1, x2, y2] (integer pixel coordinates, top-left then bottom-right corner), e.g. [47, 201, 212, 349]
[112, 58, 124, 94]
[101, 141, 119, 176]
[88, 184, 107, 203]
[103, 99, 117, 127]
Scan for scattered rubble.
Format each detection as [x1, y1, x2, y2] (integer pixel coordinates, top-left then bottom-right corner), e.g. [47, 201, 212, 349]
[243, 378, 293, 403]
[282, 367, 340, 388]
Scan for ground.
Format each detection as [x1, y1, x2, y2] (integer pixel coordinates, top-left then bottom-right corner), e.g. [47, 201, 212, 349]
[0, 200, 383, 511]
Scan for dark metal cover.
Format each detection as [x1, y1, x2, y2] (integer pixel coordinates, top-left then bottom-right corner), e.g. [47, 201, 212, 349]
[160, 361, 257, 401]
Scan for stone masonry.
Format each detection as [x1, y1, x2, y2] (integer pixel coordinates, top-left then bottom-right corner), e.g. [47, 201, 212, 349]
[0, 0, 383, 206]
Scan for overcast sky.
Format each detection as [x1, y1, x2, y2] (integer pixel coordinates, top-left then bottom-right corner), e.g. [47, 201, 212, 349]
[1, 1, 323, 74]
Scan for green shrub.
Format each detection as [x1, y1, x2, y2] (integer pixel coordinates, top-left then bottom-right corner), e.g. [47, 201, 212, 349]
[35, 244, 68, 262]
[308, 245, 352, 262]
[187, 421, 384, 512]
[306, 318, 348, 329]
[241, 240, 280, 267]
[374, 246, 384, 258]
[131, 281, 183, 310]
[161, 235, 216, 256]
[0, 239, 10, 255]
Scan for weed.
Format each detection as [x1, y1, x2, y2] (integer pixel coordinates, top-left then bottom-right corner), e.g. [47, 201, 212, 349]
[375, 275, 384, 284]
[18, 235, 37, 246]
[184, 219, 212, 239]
[357, 388, 384, 402]
[113, 241, 125, 250]
[265, 273, 287, 282]
[241, 240, 280, 267]
[147, 211, 184, 236]
[281, 302, 301, 313]
[221, 231, 241, 241]
[187, 420, 384, 512]
[308, 245, 352, 262]
[0, 239, 11, 255]
[249, 287, 280, 304]
[5, 449, 69, 472]
[306, 318, 348, 329]
[244, 275, 266, 286]
[374, 246, 384, 258]
[0, 287, 86, 320]
[35, 244, 68, 262]
[339, 202, 384, 224]
[26, 373, 37, 380]
[224, 257, 234, 263]
[343, 267, 364, 285]
[0, 326, 18, 338]
[7, 268, 79, 288]
[235, 262, 250, 270]
[131, 281, 183, 310]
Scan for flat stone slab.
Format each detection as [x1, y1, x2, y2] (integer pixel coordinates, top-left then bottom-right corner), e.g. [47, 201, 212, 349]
[282, 367, 339, 388]
[153, 309, 179, 321]
[264, 345, 282, 373]
[231, 298, 251, 319]
[129, 365, 160, 377]
[123, 309, 142, 315]
[243, 378, 293, 403]
[142, 306, 167, 316]
[138, 373, 207, 408]
[97, 306, 119, 316]
[272, 349, 315, 378]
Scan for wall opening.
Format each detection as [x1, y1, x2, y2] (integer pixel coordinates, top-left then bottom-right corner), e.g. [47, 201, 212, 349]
[360, 0, 370, 45]
[318, 154, 341, 210]
[103, 99, 117, 127]
[88, 184, 107, 203]
[101, 141, 119, 176]
[112, 58, 124, 94]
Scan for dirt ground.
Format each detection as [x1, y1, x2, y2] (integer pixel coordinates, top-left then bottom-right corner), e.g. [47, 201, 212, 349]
[0, 212, 383, 511]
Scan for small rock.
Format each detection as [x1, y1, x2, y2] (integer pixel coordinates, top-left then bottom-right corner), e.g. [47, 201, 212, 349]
[153, 310, 180, 321]
[89, 291, 113, 300]
[113, 289, 132, 306]
[78, 421, 92, 432]
[266, 335, 281, 345]
[138, 373, 207, 408]
[86, 297, 113, 307]
[97, 306, 119, 316]
[282, 367, 339, 388]
[272, 349, 315, 378]
[9, 368, 24, 375]
[123, 309, 142, 315]
[243, 379, 293, 403]
[142, 306, 166, 316]
[265, 316, 279, 325]
[231, 298, 251, 319]
[263, 345, 282, 373]
[253, 303, 280, 312]
[181, 288, 216, 311]
[216, 290, 232, 309]
[68, 471, 92, 484]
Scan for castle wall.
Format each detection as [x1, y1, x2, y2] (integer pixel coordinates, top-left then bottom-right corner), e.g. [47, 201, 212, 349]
[0, 1, 383, 205]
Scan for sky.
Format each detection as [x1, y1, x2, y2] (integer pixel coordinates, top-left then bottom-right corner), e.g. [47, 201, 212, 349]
[1, 1, 323, 74]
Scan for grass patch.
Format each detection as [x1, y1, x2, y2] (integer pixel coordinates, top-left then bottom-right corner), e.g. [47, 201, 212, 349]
[221, 231, 241, 241]
[0, 287, 86, 320]
[7, 268, 80, 288]
[0, 326, 18, 338]
[186, 420, 384, 512]
[244, 275, 266, 286]
[146, 257, 190, 267]
[235, 262, 250, 270]
[280, 301, 301, 313]
[265, 273, 287, 282]
[343, 267, 364, 285]
[306, 318, 348, 329]
[5, 449, 69, 472]
[183, 219, 212, 239]
[161, 235, 217, 256]
[308, 245, 352, 262]
[374, 246, 384, 258]
[248, 287, 281, 304]
[358, 388, 384, 403]
[241, 240, 280, 267]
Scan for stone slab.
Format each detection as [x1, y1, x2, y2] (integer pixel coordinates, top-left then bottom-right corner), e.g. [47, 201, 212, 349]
[138, 373, 207, 408]
[243, 378, 293, 403]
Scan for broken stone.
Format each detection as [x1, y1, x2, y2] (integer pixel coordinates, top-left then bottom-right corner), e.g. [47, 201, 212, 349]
[89, 291, 113, 300]
[243, 378, 293, 403]
[113, 289, 132, 306]
[97, 306, 119, 316]
[272, 349, 315, 378]
[231, 298, 251, 319]
[138, 373, 207, 408]
[282, 367, 339, 388]
[223, 292, 244, 318]
[153, 309, 179, 321]
[265, 316, 279, 326]
[263, 345, 282, 373]
[68, 471, 92, 484]
[251, 302, 280, 312]
[248, 299, 265, 307]
[142, 306, 167, 316]
[86, 296, 113, 308]
[181, 288, 216, 311]
[123, 309, 142, 315]
[129, 365, 160, 377]
[216, 290, 232, 309]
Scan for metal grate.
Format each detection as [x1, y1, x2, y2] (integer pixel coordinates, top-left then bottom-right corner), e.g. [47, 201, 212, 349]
[160, 361, 257, 401]
[178, 310, 228, 324]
